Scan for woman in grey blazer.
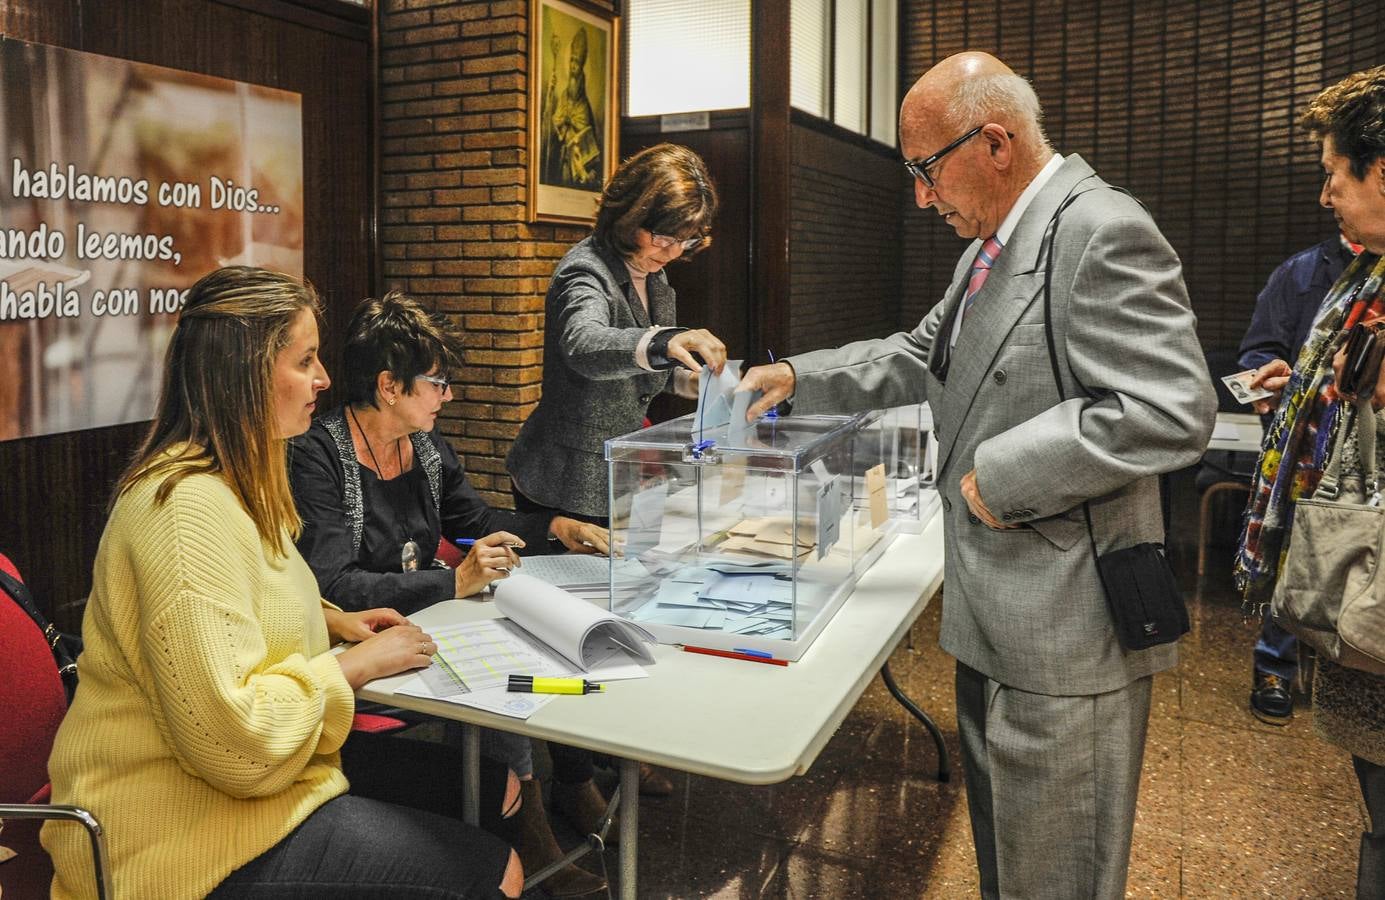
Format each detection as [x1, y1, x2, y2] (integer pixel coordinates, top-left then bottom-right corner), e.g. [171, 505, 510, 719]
[508, 143, 728, 524]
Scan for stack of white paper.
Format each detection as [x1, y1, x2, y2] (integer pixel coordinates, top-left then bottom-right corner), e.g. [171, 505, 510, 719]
[515, 554, 656, 604]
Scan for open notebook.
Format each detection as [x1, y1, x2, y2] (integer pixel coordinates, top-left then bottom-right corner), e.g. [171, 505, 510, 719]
[395, 573, 656, 718]
[493, 572, 656, 669]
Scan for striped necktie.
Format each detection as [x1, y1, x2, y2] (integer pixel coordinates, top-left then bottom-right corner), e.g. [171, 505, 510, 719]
[962, 235, 1004, 318]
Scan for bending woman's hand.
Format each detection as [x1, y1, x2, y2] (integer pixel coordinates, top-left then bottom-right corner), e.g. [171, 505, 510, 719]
[550, 516, 610, 555]
[455, 531, 525, 597]
[666, 329, 727, 375]
[324, 606, 409, 644]
[336, 623, 436, 690]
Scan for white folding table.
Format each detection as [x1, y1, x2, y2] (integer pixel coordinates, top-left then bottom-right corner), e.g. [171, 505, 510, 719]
[358, 514, 945, 899]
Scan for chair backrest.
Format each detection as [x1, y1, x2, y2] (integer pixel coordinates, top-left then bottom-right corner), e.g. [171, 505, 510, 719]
[0, 552, 68, 805]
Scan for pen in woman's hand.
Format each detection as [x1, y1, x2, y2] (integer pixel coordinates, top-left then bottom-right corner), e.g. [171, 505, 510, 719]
[454, 538, 523, 549]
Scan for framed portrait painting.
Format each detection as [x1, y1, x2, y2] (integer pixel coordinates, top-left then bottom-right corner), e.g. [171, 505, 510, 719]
[528, 0, 619, 225]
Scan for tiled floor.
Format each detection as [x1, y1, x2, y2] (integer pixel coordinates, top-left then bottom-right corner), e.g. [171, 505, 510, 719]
[548, 474, 1371, 898]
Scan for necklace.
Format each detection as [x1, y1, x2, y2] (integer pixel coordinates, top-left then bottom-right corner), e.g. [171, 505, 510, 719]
[348, 405, 420, 572]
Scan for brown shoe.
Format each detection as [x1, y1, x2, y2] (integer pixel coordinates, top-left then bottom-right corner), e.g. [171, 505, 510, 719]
[638, 762, 674, 797]
[552, 777, 619, 844]
[513, 779, 607, 897]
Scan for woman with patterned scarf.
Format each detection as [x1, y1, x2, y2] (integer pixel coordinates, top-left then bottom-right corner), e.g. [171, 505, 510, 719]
[1235, 66, 1385, 899]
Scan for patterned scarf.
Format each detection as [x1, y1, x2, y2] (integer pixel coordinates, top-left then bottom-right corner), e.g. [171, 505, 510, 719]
[1235, 252, 1385, 611]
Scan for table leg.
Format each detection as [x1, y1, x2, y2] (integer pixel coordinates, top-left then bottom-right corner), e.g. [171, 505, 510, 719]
[619, 758, 638, 900]
[881, 661, 951, 782]
[461, 722, 480, 826]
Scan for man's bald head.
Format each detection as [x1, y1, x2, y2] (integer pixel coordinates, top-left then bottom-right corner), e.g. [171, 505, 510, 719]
[898, 52, 1055, 239]
[901, 52, 1051, 162]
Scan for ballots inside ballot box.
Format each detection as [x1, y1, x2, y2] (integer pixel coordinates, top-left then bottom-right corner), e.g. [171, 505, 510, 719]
[603, 410, 899, 661]
[849, 404, 938, 543]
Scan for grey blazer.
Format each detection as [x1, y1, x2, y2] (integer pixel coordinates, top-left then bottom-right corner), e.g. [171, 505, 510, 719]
[788, 155, 1216, 696]
[508, 236, 678, 518]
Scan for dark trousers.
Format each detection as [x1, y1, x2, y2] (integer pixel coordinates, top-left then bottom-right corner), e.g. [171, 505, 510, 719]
[511, 481, 603, 784]
[1254, 610, 1299, 682]
[1356, 755, 1385, 900]
[209, 731, 514, 898]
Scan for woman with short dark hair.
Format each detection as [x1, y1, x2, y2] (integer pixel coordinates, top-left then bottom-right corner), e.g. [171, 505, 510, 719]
[1236, 66, 1385, 899]
[507, 142, 730, 523]
[291, 291, 606, 613]
[289, 291, 609, 897]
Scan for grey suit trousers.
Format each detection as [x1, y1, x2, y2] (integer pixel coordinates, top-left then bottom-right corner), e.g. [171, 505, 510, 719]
[955, 660, 1152, 900]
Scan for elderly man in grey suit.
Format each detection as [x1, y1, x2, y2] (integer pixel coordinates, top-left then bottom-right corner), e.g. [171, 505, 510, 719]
[740, 52, 1214, 899]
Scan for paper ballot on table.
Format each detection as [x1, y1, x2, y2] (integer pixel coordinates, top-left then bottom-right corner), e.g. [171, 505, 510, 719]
[494, 572, 657, 668]
[517, 554, 652, 590]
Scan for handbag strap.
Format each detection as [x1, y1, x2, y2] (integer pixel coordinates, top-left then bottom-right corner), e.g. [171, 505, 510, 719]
[1038, 182, 1115, 560]
[1317, 396, 1381, 504]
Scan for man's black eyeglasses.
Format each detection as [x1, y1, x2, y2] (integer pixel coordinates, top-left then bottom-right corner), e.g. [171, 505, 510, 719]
[903, 125, 1011, 188]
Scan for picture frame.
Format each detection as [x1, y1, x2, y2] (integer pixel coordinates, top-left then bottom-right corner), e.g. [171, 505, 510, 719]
[528, 0, 619, 225]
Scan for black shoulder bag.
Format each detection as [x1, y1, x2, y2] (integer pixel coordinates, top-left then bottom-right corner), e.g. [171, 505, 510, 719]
[0, 567, 82, 702]
[1038, 186, 1190, 651]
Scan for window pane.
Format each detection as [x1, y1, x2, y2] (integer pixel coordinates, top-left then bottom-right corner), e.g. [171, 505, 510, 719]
[791, 0, 829, 118]
[626, 0, 750, 116]
[833, 0, 867, 134]
[869, 0, 898, 145]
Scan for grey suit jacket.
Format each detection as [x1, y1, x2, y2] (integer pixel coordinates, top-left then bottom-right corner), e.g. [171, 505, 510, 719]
[789, 155, 1215, 696]
[509, 236, 678, 518]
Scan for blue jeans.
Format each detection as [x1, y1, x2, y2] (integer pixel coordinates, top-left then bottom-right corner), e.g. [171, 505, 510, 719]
[1254, 609, 1298, 681]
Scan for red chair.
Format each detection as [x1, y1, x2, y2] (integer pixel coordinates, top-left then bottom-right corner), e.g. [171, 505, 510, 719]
[0, 553, 110, 899]
[351, 712, 409, 734]
[435, 535, 465, 569]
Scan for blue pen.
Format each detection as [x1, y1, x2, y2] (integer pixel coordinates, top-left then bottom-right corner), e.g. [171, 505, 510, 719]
[732, 647, 773, 659]
[454, 538, 523, 548]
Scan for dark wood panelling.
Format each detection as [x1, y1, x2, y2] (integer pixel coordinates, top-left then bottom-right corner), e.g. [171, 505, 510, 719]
[789, 122, 906, 354]
[0, 0, 373, 628]
[750, 0, 791, 359]
[620, 113, 752, 423]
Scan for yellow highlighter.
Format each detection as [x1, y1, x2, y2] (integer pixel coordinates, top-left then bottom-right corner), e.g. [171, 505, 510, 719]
[507, 675, 604, 695]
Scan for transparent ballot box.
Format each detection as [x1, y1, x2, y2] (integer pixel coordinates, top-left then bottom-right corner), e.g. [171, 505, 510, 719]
[604, 412, 890, 660]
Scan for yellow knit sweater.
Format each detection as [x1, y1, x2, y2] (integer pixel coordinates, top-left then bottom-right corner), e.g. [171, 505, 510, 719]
[41, 464, 356, 899]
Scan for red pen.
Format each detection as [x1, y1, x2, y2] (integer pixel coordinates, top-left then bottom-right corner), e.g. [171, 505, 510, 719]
[679, 644, 789, 666]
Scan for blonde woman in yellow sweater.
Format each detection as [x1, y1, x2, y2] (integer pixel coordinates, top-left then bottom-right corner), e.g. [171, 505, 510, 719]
[41, 267, 523, 899]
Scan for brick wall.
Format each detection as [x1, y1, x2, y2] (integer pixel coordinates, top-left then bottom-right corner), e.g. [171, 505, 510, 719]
[900, 0, 1385, 355]
[377, 0, 613, 508]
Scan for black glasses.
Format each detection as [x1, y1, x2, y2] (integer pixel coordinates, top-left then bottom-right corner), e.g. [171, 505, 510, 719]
[903, 125, 1011, 188]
